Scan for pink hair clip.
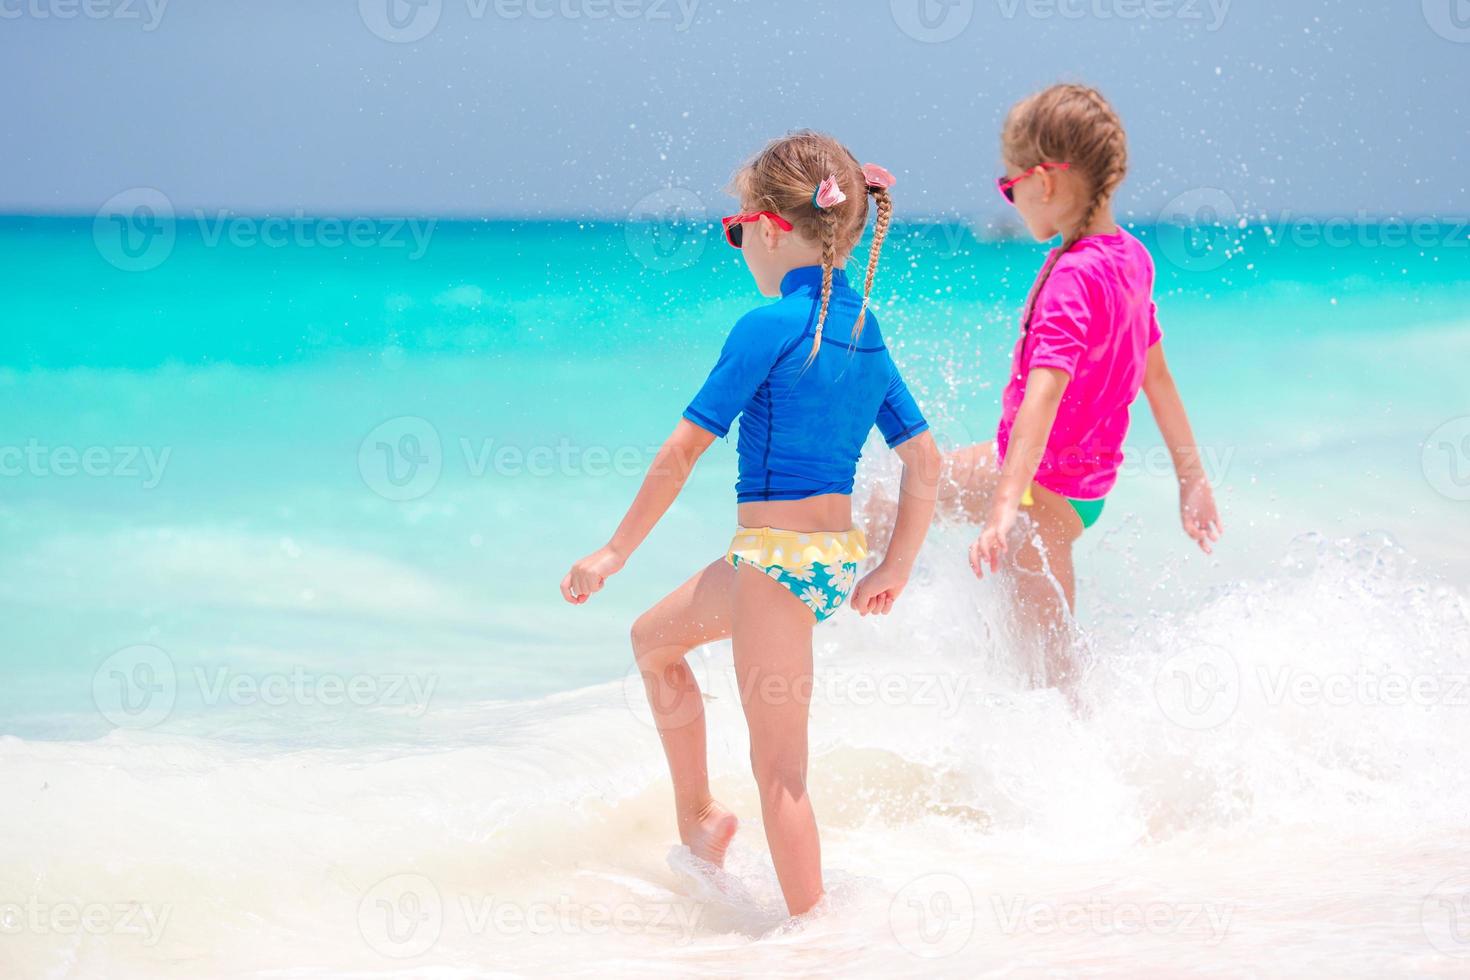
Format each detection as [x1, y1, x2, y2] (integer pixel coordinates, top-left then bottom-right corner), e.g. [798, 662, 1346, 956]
[861, 163, 896, 190]
[812, 174, 846, 210]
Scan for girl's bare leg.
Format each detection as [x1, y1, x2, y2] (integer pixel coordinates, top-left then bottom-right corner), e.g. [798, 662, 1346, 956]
[731, 564, 824, 916]
[1011, 483, 1084, 689]
[629, 558, 739, 866]
[934, 442, 1084, 684]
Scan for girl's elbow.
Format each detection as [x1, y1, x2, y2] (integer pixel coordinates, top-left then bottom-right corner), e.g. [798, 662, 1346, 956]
[900, 431, 942, 478]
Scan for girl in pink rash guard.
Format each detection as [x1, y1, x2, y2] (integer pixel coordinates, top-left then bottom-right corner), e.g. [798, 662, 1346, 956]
[936, 84, 1222, 689]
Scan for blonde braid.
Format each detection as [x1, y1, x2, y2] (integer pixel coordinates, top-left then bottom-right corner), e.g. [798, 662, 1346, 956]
[806, 205, 838, 366]
[853, 185, 892, 342]
[1013, 83, 1129, 340]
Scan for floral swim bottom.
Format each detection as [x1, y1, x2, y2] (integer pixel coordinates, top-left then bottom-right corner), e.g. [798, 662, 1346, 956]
[725, 526, 868, 622]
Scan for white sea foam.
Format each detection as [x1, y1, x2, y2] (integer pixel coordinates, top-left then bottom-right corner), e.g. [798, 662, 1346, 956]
[3, 532, 1469, 976]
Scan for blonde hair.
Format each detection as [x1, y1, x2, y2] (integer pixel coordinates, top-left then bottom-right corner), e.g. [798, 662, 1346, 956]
[1002, 83, 1128, 335]
[730, 130, 893, 363]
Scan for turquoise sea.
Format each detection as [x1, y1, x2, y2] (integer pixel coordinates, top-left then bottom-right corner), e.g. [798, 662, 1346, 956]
[2, 214, 1468, 975]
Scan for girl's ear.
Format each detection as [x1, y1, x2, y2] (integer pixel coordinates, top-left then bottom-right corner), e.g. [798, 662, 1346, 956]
[1037, 167, 1056, 204]
[758, 214, 783, 251]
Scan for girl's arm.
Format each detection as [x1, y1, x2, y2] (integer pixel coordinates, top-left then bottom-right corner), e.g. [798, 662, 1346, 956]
[972, 367, 1068, 575]
[1142, 342, 1222, 553]
[851, 431, 941, 616]
[560, 419, 714, 603]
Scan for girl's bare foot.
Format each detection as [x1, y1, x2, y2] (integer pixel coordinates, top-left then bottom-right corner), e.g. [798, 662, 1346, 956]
[681, 798, 738, 867]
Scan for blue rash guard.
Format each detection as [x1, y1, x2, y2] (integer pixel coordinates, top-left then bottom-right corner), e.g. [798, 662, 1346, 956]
[683, 265, 930, 503]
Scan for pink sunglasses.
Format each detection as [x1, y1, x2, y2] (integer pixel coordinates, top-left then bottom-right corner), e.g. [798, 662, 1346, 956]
[997, 162, 1071, 204]
[721, 211, 793, 249]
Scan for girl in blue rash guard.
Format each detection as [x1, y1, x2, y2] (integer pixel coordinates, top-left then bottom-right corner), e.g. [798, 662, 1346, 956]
[561, 131, 940, 917]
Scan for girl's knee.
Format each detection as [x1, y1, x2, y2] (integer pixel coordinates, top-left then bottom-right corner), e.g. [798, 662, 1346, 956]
[629, 613, 667, 662]
[631, 614, 698, 674]
[748, 744, 807, 795]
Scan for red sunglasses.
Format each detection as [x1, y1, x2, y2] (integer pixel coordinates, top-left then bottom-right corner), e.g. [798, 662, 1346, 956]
[997, 162, 1071, 204]
[721, 211, 793, 249]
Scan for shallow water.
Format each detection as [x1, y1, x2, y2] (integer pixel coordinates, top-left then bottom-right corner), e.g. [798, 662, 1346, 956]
[1, 218, 1468, 975]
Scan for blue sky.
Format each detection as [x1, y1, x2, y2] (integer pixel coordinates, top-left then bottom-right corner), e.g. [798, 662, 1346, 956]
[2, 0, 1466, 220]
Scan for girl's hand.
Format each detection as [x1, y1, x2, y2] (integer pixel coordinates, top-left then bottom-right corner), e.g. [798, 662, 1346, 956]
[1180, 478, 1222, 554]
[850, 562, 909, 616]
[970, 502, 1018, 577]
[560, 546, 626, 604]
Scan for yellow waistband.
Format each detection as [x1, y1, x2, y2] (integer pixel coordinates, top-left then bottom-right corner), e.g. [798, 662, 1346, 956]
[727, 526, 869, 569]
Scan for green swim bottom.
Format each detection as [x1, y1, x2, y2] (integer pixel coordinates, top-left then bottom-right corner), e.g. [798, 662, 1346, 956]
[1022, 484, 1107, 530]
[1067, 496, 1106, 529]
